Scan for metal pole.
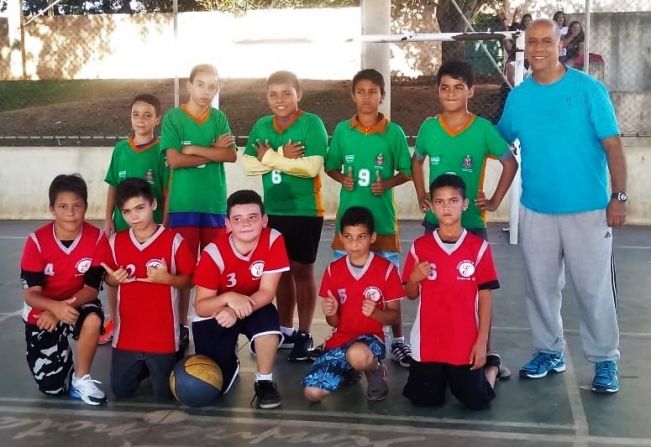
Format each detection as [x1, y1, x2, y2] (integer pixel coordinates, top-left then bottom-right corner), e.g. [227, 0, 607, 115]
[173, 0, 179, 108]
[508, 32, 525, 245]
[584, 0, 591, 74]
[361, 0, 391, 118]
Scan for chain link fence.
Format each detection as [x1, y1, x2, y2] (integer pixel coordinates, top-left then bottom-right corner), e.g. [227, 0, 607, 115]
[0, 0, 648, 145]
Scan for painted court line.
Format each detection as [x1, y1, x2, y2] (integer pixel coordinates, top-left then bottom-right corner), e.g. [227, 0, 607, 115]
[1, 404, 651, 446]
[0, 397, 573, 431]
[0, 311, 21, 323]
[563, 347, 590, 447]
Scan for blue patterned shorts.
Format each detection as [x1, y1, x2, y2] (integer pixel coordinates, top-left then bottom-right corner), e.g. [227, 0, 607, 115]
[302, 334, 386, 392]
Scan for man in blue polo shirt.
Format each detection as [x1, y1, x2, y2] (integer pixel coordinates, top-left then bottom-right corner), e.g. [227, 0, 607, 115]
[498, 18, 626, 393]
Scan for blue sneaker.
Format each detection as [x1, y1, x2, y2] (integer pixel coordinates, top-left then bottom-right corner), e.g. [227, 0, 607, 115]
[592, 361, 619, 393]
[519, 352, 566, 379]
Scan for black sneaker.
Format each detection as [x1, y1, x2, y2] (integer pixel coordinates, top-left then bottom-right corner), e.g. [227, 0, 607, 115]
[288, 331, 313, 362]
[176, 325, 190, 361]
[251, 380, 282, 409]
[279, 330, 298, 349]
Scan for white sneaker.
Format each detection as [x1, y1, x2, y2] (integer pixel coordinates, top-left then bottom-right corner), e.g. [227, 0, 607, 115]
[70, 374, 107, 405]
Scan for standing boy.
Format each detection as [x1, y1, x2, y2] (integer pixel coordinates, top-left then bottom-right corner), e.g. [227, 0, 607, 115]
[161, 64, 237, 352]
[192, 190, 289, 409]
[20, 174, 107, 405]
[411, 60, 518, 239]
[303, 207, 404, 402]
[403, 174, 503, 410]
[101, 178, 194, 400]
[101, 94, 168, 345]
[243, 71, 328, 361]
[325, 68, 413, 368]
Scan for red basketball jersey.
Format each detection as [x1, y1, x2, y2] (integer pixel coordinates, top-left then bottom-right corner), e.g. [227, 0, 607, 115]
[320, 253, 405, 350]
[20, 222, 107, 324]
[193, 227, 289, 320]
[402, 230, 499, 365]
[105, 226, 195, 353]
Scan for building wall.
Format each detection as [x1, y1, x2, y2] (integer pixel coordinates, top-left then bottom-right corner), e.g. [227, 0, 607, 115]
[1, 140, 649, 224]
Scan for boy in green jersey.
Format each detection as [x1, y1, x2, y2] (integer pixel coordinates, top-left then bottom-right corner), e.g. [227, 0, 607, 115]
[160, 64, 237, 354]
[243, 71, 328, 362]
[325, 69, 413, 368]
[101, 94, 168, 345]
[412, 60, 518, 239]
[411, 60, 518, 379]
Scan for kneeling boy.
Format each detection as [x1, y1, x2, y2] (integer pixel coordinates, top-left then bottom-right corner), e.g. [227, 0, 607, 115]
[303, 206, 404, 402]
[20, 174, 107, 405]
[192, 190, 289, 409]
[102, 178, 194, 400]
[402, 174, 503, 410]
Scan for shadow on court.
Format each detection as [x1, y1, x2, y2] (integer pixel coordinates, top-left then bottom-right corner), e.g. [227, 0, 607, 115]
[0, 221, 649, 447]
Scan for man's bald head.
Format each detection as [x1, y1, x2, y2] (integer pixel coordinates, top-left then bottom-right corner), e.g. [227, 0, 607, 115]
[527, 18, 561, 41]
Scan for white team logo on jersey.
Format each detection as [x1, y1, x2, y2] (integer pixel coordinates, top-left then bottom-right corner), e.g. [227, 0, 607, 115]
[457, 260, 475, 278]
[75, 258, 92, 274]
[146, 259, 164, 269]
[250, 261, 265, 278]
[363, 286, 382, 302]
[344, 154, 355, 163]
[337, 288, 348, 304]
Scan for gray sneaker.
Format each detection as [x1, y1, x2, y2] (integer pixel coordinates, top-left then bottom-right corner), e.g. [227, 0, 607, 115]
[365, 361, 388, 401]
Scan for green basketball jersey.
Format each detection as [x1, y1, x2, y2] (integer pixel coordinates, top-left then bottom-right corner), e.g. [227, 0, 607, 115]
[244, 111, 328, 217]
[415, 115, 509, 229]
[104, 138, 168, 231]
[325, 116, 412, 251]
[160, 106, 233, 214]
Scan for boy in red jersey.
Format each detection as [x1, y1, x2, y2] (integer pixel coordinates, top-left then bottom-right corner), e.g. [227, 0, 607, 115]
[20, 174, 107, 405]
[192, 190, 289, 409]
[303, 207, 404, 402]
[101, 178, 194, 400]
[100, 93, 168, 345]
[402, 174, 504, 410]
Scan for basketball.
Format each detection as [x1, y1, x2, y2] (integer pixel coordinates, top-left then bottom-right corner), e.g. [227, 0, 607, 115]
[169, 355, 223, 407]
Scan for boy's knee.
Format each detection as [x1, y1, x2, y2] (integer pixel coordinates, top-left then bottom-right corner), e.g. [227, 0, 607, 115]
[346, 343, 374, 370]
[81, 313, 102, 333]
[304, 387, 328, 402]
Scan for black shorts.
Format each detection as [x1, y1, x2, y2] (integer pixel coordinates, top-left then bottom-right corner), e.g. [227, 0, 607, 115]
[110, 348, 176, 400]
[267, 215, 323, 264]
[25, 299, 104, 396]
[192, 304, 281, 394]
[422, 221, 488, 241]
[403, 361, 496, 411]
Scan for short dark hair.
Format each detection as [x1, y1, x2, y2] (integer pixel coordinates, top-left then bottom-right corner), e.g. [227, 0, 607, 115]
[189, 64, 219, 83]
[227, 190, 265, 217]
[437, 60, 475, 88]
[115, 178, 155, 209]
[340, 206, 375, 235]
[48, 174, 88, 207]
[352, 68, 385, 96]
[131, 94, 161, 117]
[429, 173, 467, 199]
[267, 70, 300, 92]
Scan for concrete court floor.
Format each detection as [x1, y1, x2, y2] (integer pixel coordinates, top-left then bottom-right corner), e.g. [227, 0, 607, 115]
[0, 220, 649, 447]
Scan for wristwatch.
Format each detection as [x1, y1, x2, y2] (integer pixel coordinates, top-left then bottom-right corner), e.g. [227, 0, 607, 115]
[611, 192, 628, 203]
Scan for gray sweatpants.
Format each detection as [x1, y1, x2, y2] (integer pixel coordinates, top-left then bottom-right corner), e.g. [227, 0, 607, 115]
[519, 206, 620, 363]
